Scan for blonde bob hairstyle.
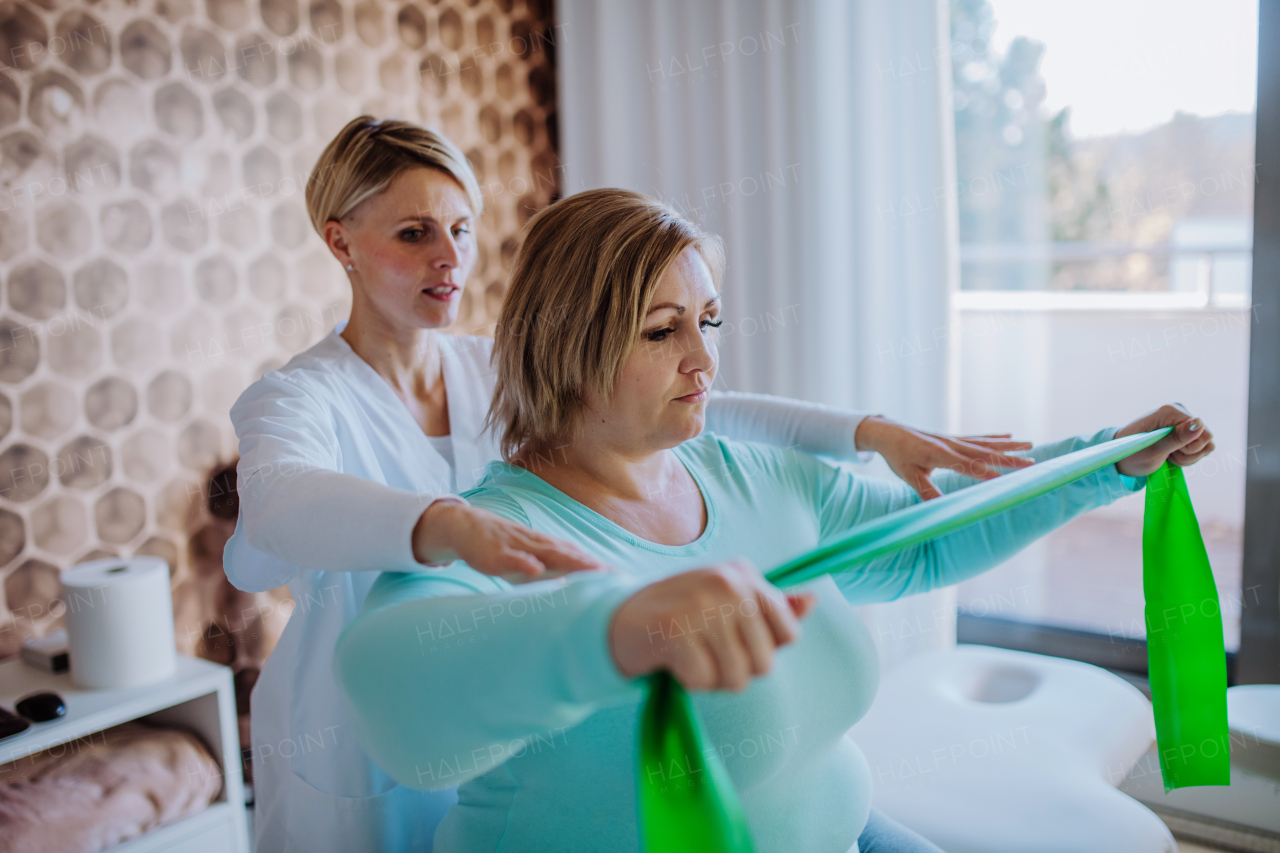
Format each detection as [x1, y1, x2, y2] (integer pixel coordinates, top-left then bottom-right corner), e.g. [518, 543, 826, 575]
[304, 115, 484, 234]
[486, 188, 725, 462]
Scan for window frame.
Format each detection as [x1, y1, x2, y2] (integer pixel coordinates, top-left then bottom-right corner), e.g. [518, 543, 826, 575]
[952, 2, 1278, 685]
[1236, 0, 1280, 685]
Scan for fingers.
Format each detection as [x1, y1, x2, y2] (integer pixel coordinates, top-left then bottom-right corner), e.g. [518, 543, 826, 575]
[1152, 416, 1205, 456]
[669, 635, 718, 692]
[758, 585, 804, 647]
[959, 435, 1034, 451]
[1177, 426, 1213, 457]
[945, 456, 1001, 482]
[1171, 428, 1215, 466]
[456, 509, 606, 579]
[520, 536, 605, 573]
[1116, 408, 1215, 476]
[496, 549, 546, 579]
[710, 586, 811, 691]
[1121, 402, 1194, 439]
[704, 570, 805, 691]
[947, 438, 1036, 469]
[617, 561, 815, 692]
[731, 592, 815, 685]
[787, 592, 817, 619]
[934, 438, 1034, 482]
[701, 616, 752, 692]
[911, 471, 943, 501]
[734, 616, 775, 686]
[1171, 441, 1215, 466]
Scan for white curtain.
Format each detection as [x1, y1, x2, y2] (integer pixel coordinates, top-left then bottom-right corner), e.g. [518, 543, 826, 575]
[557, 0, 960, 670]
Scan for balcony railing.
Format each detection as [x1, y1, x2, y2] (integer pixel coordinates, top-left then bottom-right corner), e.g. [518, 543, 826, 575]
[956, 241, 1253, 310]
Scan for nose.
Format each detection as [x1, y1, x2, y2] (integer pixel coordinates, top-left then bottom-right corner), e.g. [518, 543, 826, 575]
[682, 326, 717, 377]
[433, 232, 462, 271]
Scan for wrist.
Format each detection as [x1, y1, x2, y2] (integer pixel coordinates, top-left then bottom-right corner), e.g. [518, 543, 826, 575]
[853, 414, 891, 454]
[412, 497, 469, 566]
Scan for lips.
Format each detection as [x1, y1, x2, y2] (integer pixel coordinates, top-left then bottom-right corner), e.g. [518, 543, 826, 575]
[676, 388, 708, 402]
[423, 284, 458, 300]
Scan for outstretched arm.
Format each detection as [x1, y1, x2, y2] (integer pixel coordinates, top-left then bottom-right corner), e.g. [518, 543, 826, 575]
[334, 563, 645, 791]
[819, 405, 1212, 604]
[823, 426, 1142, 604]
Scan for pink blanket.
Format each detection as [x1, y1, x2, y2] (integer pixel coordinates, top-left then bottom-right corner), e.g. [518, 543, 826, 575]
[0, 721, 222, 853]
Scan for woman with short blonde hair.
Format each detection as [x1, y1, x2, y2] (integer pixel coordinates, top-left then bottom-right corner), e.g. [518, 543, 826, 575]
[226, 115, 1046, 852]
[304, 115, 485, 232]
[335, 188, 1214, 853]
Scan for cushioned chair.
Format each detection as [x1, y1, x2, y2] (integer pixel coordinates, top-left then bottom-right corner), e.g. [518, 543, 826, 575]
[847, 644, 1175, 853]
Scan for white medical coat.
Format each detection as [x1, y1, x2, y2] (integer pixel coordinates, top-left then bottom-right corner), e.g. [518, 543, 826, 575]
[224, 326, 869, 852]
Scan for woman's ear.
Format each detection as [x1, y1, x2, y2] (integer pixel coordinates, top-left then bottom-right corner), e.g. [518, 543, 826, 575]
[323, 219, 353, 268]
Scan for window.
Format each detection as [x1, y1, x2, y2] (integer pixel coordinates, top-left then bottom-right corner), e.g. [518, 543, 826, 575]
[948, 0, 1259, 658]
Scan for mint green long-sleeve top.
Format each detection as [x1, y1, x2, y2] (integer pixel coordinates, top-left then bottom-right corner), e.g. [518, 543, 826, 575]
[333, 428, 1143, 853]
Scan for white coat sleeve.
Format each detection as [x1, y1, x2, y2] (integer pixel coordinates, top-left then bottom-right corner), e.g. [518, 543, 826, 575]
[704, 389, 874, 463]
[224, 373, 455, 592]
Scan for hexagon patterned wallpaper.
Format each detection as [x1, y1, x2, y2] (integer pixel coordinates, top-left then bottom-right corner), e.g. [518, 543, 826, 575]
[0, 0, 560, 675]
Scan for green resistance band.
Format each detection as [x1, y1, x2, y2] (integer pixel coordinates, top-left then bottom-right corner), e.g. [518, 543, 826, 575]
[637, 427, 1229, 852]
[1144, 461, 1230, 791]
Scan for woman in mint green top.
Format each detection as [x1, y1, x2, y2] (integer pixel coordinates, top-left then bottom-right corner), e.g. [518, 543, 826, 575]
[333, 190, 1216, 853]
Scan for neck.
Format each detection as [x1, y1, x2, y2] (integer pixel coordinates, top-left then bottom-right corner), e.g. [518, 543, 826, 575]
[517, 434, 677, 505]
[340, 301, 443, 396]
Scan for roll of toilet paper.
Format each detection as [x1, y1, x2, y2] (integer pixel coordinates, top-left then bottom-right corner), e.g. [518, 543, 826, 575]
[61, 556, 176, 690]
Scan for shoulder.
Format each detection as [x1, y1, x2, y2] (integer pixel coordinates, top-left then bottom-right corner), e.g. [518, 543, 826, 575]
[440, 331, 494, 356]
[678, 432, 835, 491]
[230, 329, 389, 425]
[458, 461, 540, 526]
[267, 330, 354, 381]
[680, 432, 826, 472]
[232, 333, 346, 405]
[439, 332, 495, 371]
[229, 364, 336, 435]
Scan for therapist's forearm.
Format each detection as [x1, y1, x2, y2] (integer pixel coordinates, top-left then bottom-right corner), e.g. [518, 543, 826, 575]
[240, 464, 440, 574]
[705, 389, 866, 460]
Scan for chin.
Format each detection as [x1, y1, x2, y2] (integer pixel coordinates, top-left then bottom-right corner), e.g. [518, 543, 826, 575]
[414, 304, 459, 329]
[671, 413, 706, 444]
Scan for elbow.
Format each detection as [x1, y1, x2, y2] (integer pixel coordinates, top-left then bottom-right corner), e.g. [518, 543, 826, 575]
[235, 472, 291, 554]
[237, 505, 265, 552]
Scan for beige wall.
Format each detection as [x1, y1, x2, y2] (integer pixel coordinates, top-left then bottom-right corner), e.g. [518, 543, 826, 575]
[0, 0, 559, 659]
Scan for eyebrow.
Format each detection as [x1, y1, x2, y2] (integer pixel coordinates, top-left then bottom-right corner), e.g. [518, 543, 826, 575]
[646, 295, 720, 316]
[397, 211, 472, 226]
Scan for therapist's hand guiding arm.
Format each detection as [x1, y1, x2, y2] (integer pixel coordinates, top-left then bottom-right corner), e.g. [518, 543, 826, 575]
[854, 415, 1036, 501]
[411, 500, 606, 576]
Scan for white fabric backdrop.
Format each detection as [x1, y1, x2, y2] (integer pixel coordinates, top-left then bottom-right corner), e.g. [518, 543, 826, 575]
[556, 0, 961, 670]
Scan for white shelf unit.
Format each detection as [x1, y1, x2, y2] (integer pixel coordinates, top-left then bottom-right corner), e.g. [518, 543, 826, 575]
[0, 654, 249, 853]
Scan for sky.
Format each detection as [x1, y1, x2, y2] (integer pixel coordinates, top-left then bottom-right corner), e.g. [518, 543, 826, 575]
[986, 0, 1259, 138]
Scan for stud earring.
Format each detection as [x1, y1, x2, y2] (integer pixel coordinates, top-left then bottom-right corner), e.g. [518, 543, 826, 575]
[346, 263, 353, 271]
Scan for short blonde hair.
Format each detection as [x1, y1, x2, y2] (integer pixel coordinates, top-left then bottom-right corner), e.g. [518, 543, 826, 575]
[305, 115, 483, 233]
[486, 189, 725, 461]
